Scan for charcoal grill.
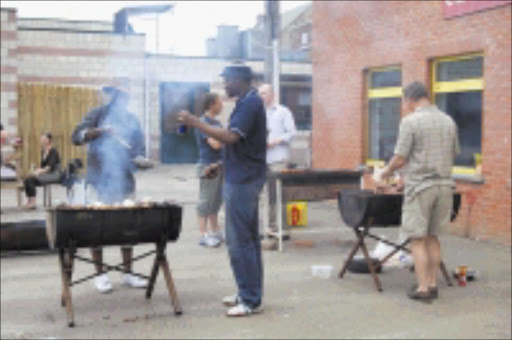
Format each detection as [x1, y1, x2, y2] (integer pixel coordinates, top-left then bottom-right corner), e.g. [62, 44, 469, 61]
[337, 189, 461, 291]
[46, 202, 183, 327]
[1, 220, 49, 252]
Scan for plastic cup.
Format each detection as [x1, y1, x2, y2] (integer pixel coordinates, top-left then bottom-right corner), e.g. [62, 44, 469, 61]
[311, 265, 333, 279]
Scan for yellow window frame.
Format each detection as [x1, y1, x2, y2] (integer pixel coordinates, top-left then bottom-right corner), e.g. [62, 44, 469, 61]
[431, 53, 484, 176]
[366, 159, 385, 168]
[365, 66, 402, 166]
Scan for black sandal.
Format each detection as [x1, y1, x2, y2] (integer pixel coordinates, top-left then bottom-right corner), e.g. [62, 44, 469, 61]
[411, 284, 438, 299]
[408, 285, 433, 303]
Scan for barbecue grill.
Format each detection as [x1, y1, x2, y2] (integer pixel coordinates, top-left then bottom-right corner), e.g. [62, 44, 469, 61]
[47, 201, 183, 327]
[337, 189, 461, 291]
[1, 220, 49, 252]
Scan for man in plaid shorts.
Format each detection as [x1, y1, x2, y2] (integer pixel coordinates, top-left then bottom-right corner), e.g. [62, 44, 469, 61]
[374, 81, 459, 302]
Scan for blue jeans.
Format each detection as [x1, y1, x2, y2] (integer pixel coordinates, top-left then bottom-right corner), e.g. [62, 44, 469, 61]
[224, 179, 265, 308]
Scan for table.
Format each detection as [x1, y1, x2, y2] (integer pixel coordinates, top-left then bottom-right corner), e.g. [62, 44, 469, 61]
[263, 169, 362, 251]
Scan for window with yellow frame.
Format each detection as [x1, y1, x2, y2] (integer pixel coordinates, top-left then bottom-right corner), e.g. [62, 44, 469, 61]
[431, 53, 484, 175]
[366, 66, 402, 167]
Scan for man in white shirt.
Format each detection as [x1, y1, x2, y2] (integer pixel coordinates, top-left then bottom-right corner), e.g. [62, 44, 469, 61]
[258, 84, 297, 240]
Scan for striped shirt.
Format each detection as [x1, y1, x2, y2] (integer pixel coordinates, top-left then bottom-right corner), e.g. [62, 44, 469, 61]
[394, 105, 460, 199]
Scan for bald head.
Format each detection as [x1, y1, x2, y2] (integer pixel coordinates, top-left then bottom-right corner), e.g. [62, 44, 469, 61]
[258, 83, 274, 108]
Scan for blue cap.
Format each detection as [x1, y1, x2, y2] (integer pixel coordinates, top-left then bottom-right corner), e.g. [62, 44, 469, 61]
[220, 65, 253, 80]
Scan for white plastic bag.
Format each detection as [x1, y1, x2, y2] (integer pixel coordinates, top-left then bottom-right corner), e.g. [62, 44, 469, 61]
[371, 239, 413, 269]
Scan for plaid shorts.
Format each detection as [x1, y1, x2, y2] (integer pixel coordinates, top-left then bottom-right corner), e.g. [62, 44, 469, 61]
[401, 185, 454, 240]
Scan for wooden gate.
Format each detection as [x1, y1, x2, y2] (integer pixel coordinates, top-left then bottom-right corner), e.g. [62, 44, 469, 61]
[17, 83, 100, 177]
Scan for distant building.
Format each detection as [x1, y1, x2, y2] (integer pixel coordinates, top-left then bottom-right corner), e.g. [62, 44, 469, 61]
[206, 3, 312, 62]
[240, 14, 265, 60]
[280, 3, 312, 60]
[214, 25, 242, 59]
[205, 37, 217, 57]
[203, 4, 313, 131]
[0, 8, 312, 168]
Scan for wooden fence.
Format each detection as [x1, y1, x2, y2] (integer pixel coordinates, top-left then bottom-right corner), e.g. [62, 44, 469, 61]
[17, 83, 100, 177]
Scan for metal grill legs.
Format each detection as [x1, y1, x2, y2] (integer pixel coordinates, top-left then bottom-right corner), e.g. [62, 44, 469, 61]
[338, 227, 454, 292]
[58, 246, 75, 327]
[57, 238, 182, 327]
[145, 241, 182, 315]
[338, 227, 383, 291]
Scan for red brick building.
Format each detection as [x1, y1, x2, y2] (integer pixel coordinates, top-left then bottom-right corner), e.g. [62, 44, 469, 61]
[312, 1, 511, 244]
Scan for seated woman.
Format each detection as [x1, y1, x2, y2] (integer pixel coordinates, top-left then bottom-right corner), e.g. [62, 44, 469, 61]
[23, 132, 62, 209]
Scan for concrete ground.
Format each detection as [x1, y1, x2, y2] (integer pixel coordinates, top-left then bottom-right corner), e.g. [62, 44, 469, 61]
[1, 165, 511, 339]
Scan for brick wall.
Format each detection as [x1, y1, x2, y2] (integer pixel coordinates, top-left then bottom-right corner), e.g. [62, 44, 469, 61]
[312, 1, 511, 244]
[1, 8, 18, 135]
[18, 18, 112, 32]
[16, 29, 146, 121]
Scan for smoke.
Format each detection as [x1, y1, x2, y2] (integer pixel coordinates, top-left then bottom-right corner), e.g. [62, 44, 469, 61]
[76, 38, 147, 204]
[90, 91, 145, 204]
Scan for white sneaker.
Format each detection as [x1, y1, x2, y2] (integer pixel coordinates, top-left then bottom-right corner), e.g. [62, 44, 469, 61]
[211, 231, 225, 243]
[222, 294, 241, 307]
[94, 273, 113, 293]
[199, 235, 210, 247]
[122, 273, 148, 288]
[206, 235, 221, 248]
[226, 303, 263, 317]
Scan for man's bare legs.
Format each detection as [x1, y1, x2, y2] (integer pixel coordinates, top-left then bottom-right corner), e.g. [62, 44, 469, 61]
[410, 238, 430, 292]
[198, 213, 223, 247]
[121, 246, 133, 273]
[426, 235, 441, 289]
[92, 247, 133, 274]
[208, 214, 221, 234]
[198, 215, 208, 237]
[91, 247, 103, 273]
[410, 235, 442, 297]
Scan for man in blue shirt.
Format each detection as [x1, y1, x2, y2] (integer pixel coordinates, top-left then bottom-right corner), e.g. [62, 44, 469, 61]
[178, 65, 267, 317]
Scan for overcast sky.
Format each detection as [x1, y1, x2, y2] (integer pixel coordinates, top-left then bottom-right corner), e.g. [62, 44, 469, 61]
[1, 1, 310, 55]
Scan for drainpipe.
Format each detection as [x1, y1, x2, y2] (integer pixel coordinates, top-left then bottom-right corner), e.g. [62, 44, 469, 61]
[144, 54, 150, 158]
[272, 39, 280, 104]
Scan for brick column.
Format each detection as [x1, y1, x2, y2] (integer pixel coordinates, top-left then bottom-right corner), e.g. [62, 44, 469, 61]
[1, 8, 18, 135]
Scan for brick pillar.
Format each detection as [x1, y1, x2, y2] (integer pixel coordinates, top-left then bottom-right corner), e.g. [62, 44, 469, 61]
[1, 8, 18, 135]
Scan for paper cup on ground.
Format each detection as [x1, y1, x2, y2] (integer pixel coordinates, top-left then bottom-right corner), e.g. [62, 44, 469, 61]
[311, 265, 333, 279]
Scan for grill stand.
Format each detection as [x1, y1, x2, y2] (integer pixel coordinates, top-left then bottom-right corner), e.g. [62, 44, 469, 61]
[58, 245, 75, 327]
[57, 236, 182, 328]
[338, 225, 454, 292]
[145, 237, 183, 316]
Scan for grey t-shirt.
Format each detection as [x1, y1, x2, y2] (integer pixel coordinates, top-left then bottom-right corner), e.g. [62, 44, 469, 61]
[394, 105, 460, 199]
[195, 115, 223, 165]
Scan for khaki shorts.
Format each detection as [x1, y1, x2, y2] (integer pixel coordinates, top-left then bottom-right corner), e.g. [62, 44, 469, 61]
[196, 163, 224, 216]
[401, 185, 454, 240]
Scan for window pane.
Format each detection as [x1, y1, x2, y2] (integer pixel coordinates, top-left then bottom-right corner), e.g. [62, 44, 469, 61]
[370, 70, 401, 88]
[436, 56, 483, 82]
[368, 97, 401, 161]
[281, 86, 312, 131]
[436, 91, 482, 167]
